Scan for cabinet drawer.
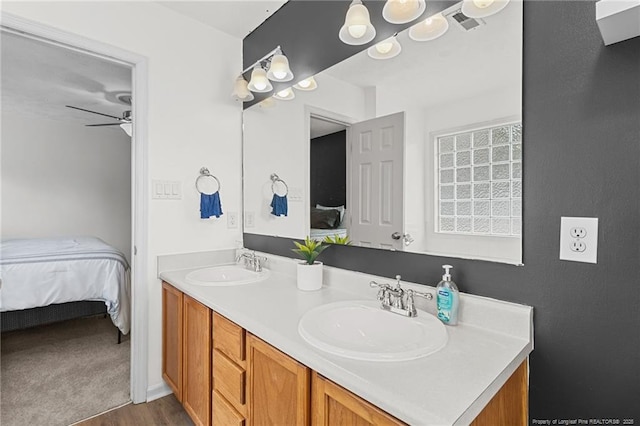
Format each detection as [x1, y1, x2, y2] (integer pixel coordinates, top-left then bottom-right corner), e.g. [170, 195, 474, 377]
[213, 313, 245, 365]
[213, 390, 245, 426]
[213, 350, 246, 407]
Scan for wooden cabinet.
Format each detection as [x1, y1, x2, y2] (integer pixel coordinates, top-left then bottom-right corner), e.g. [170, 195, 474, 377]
[212, 313, 247, 426]
[312, 372, 405, 426]
[162, 283, 211, 426]
[162, 281, 527, 426]
[162, 282, 183, 401]
[182, 294, 212, 426]
[246, 333, 310, 426]
[470, 361, 528, 426]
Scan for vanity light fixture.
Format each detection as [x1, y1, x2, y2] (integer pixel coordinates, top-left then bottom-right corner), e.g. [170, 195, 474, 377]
[382, 0, 426, 24]
[367, 36, 402, 60]
[293, 76, 318, 91]
[247, 64, 273, 93]
[273, 87, 296, 100]
[231, 75, 255, 102]
[339, 0, 376, 45]
[460, 0, 510, 19]
[409, 13, 449, 41]
[266, 48, 294, 82]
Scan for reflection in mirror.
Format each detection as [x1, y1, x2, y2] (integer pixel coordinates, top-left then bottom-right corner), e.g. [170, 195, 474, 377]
[243, 0, 522, 264]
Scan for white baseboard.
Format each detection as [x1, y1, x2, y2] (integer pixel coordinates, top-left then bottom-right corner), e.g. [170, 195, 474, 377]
[146, 381, 172, 402]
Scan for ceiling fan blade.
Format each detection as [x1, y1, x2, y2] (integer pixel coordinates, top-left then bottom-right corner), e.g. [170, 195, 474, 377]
[86, 123, 122, 127]
[66, 105, 122, 120]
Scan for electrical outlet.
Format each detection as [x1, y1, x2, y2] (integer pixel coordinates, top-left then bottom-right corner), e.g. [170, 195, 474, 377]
[245, 211, 255, 228]
[570, 240, 587, 253]
[227, 211, 238, 229]
[570, 227, 587, 239]
[560, 217, 598, 263]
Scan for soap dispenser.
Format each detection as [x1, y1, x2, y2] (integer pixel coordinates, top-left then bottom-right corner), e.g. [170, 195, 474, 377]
[436, 265, 459, 325]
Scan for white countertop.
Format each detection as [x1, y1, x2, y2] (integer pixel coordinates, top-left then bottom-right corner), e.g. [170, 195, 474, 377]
[159, 251, 533, 425]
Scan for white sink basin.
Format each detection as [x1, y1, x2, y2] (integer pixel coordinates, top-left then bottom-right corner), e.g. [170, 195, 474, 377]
[298, 300, 447, 361]
[185, 265, 270, 286]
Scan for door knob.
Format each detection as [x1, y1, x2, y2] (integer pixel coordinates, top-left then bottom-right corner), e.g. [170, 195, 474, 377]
[391, 232, 414, 246]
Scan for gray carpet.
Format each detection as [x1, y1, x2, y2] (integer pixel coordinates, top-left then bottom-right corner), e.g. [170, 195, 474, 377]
[1, 316, 130, 426]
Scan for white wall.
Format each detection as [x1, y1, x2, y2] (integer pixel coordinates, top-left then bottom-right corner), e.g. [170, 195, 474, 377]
[243, 73, 366, 239]
[1, 1, 243, 395]
[1, 111, 132, 261]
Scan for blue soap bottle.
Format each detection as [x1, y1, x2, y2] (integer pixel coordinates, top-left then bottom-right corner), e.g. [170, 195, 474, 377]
[436, 265, 459, 325]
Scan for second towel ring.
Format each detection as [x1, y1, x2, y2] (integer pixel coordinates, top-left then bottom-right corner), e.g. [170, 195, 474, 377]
[196, 167, 221, 195]
[270, 173, 289, 196]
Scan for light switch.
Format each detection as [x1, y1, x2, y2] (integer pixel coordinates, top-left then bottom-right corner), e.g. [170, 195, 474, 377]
[152, 180, 182, 200]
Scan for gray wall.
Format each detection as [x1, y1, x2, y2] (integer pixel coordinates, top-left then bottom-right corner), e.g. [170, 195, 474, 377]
[244, 1, 640, 421]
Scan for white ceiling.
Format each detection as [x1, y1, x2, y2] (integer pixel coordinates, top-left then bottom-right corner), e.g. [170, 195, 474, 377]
[1, 31, 132, 127]
[157, 0, 287, 38]
[325, 1, 522, 109]
[310, 116, 347, 139]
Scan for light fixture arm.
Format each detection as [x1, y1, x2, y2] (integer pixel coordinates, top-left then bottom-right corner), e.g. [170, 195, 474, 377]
[241, 45, 283, 75]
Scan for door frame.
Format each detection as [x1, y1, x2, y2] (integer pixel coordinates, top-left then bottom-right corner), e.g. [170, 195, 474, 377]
[305, 106, 355, 236]
[1, 12, 149, 403]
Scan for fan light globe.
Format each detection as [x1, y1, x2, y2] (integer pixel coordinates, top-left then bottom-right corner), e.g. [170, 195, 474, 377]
[247, 66, 273, 93]
[409, 13, 449, 42]
[267, 54, 294, 82]
[367, 37, 402, 60]
[461, 0, 510, 18]
[339, 0, 376, 45]
[382, 0, 426, 24]
[231, 76, 254, 102]
[293, 76, 318, 91]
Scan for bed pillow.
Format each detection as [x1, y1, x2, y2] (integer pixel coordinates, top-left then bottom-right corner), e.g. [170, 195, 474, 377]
[310, 207, 341, 229]
[315, 204, 345, 224]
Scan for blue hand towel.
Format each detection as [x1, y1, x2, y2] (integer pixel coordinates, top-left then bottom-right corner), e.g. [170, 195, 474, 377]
[270, 194, 288, 217]
[201, 191, 223, 219]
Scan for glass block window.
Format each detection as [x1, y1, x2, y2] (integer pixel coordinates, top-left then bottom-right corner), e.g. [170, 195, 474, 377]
[437, 122, 522, 236]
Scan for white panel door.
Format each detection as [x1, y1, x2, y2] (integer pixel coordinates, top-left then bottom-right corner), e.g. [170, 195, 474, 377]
[348, 112, 404, 250]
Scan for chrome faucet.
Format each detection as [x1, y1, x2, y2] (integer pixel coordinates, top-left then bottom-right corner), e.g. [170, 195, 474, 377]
[236, 250, 266, 272]
[369, 275, 433, 317]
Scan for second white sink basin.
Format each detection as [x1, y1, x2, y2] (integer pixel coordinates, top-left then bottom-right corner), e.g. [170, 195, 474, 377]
[185, 265, 270, 286]
[298, 300, 447, 361]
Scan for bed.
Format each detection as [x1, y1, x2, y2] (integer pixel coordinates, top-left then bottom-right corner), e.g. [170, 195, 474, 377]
[310, 205, 348, 241]
[0, 236, 130, 335]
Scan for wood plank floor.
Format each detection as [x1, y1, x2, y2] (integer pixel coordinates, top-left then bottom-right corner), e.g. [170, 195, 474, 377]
[77, 395, 193, 426]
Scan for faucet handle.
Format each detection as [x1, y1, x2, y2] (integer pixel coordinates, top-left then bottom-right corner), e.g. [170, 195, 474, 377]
[370, 281, 392, 303]
[407, 288, 433, 300]
[405, 289, 434, 316]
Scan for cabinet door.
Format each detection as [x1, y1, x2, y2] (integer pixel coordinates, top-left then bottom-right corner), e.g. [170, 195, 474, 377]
[470, 361, 528, 426]
[247, 334, 310, 426]
[162, 282, 183, 401]
[183, 294, 212, 426]
[312, 372, 405, 426]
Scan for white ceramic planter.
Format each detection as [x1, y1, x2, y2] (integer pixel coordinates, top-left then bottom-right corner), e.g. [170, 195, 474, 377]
[296, 261, 323, 291]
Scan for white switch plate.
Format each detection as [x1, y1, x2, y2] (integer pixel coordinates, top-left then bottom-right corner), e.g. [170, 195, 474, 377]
[245, 211, 255, 228]
[559, 217, 598, 264]
[227, 211, 238, 229]
[152, 180, 182, 199]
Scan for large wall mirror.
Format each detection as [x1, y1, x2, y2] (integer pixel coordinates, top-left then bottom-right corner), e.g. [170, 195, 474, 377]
[243, 0, 523, 265]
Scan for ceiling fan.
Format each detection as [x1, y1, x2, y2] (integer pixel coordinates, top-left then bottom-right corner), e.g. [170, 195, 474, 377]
[65, 105, 133, 136]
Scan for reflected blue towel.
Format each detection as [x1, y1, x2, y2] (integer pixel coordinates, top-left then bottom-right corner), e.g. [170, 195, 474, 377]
[270, 194, 288, 217]
[201, 191, 223, 219]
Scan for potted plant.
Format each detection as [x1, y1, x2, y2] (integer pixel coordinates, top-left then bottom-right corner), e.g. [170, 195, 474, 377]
[292, 237, 328, 291]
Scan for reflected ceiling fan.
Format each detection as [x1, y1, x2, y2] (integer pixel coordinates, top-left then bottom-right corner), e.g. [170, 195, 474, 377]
[65, 105, 133, 136]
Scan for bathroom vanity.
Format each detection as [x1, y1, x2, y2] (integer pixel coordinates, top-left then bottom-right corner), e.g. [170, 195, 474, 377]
[159, 251, 532, 425]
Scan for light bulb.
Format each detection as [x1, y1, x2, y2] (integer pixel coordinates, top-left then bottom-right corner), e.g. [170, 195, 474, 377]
[293, 76, 318, 91]
[254, 81, 266, 91]
[273, 70, 287, 79]
[277, 89, 288, 97]
[348, 24, 367, 39]
[409, 13, 449, 42]
[376, 41, 394, 54]
[248, 66, 273, 93]
[382, 0, 426, 24]
[267, 53, 294, 82]
[473, 0, 494, 8]
[298, 79, 311, 88]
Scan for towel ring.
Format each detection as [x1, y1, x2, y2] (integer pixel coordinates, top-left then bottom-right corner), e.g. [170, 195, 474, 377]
[270, 173, 289, 196]
[196, 167, 221, 195]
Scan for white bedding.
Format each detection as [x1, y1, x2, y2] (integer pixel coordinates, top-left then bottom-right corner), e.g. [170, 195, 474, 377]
[310, 228, 348, 240]
[0, 237, 131, 334]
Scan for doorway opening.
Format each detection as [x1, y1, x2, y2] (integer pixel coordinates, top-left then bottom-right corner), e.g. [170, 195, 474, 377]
[1, 13, 148, 424]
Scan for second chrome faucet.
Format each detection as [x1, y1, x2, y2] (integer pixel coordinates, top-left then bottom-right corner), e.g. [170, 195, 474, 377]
[370, 275, 433, 317]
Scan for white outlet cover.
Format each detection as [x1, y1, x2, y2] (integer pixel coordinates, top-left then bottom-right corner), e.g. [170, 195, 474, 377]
[560, 217, 598, 264]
